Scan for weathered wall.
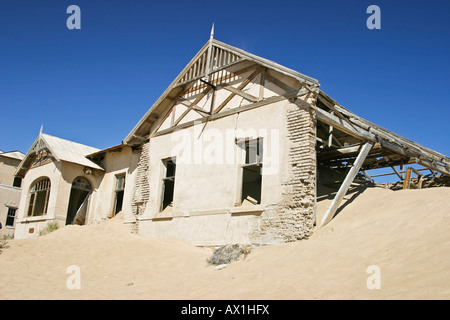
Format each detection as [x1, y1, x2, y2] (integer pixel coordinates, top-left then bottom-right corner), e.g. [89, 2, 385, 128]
[0, 156, 21, 186]
[91, 146, 139, 224]
[14, 162, 62, 239]
[0, 156, 22, 236]
[14, 161, 104, 239]
[0, 185, 21, 237]
[58, 161, 103, 225]
[130, 143, 149, 218]
[250, 99, 316, 243]
[134, 97, 316, 245]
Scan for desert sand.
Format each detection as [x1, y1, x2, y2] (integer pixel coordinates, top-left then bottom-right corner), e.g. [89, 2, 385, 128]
[1, 185, 449, 300]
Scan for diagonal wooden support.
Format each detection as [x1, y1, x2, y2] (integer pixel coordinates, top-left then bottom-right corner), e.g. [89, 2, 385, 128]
[320, 142, 374, 227]
[213, 67, 262, 114]
[173, 86, 213, 126]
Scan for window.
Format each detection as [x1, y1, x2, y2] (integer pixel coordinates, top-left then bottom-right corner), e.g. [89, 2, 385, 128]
[160, 158, 176, 212]
[6, 207, 16, 227]
[27, 178, 51, 216]
[113, 174, 125, 216]
[13, 177, 22, 188]
[240, 138, 263, 205]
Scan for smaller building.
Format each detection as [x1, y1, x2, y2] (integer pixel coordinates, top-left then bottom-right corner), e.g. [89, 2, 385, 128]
[0, 150, 25, 237]
[13, 133, 138, 239]
[13, 133, 103, 239]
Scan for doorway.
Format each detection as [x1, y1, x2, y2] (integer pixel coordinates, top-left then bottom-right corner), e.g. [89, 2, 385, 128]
[66, 177, 92, 225]
[113, 174, 126, 216]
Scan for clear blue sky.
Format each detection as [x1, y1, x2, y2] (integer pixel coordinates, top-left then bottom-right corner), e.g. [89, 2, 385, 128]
[1, 0, 449, 163]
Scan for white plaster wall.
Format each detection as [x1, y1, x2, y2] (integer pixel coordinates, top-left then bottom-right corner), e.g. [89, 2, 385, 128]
[91, 146, 139, 223]
[14, 161, 104, 239]
[14, 162, 62, 239]
[138, 99, 293, 245]
[58, 161, 103, 225]
[0, 185, 21, 237]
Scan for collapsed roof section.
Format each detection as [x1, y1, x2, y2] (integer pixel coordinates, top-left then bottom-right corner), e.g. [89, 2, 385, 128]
[315, 90, 450, 177]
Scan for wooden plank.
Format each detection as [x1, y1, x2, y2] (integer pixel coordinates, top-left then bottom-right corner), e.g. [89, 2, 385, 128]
[216, 83, 259, 102]
[391, 166, 404, 180]
[173, 86, 213, 127]
[151, 92, 302, 138]
[152, 100, 178, 133]
[314, 107, 376, 143]
[264, 71, 296, 93]
[320, 142, 374, 227]
[403, 167, 412, 189]
[179, 99, 210, 116]
[361, 170, 375, 183]
[336, 106, 450, 168]
[259, 69, 266, 100]
[414, 158, 450, 177]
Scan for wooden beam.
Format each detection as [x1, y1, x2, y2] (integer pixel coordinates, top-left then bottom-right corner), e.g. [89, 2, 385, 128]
[179, 99, 210, 116]
[213, 67, 262, 114]
[320, 142, 374, 227]
[152, 100, 178, 133]
[216, 83, 259, 102]
[315, 107, 376, 143]
[259, 68, 266, 101]
[264, 71, 296, 93]
[403, 167, 413, 189]
[151, 91, 307, 138]
[418, 158, 450, 176]
[361, 170, 375, 183]
[391, 166, 403, 180]
[173, 86, 213, 127]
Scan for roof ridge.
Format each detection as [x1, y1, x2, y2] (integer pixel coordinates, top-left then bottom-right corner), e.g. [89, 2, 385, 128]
[41, 133, 100, 151]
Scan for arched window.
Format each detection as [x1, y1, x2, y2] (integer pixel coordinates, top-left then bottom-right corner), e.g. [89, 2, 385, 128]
[27, 178, 51, 217]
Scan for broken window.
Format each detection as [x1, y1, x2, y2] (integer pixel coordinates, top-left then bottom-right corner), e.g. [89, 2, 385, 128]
[160, 158, 176, 212]
[27, 177, 51, 216]
[113, 174, 126, 216]
[240, 138, 263, 205]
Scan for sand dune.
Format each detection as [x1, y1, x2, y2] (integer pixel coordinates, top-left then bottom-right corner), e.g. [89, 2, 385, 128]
[1, 186, 449, 300]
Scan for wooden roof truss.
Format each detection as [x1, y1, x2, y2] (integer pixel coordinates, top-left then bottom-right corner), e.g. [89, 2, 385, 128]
[121, 36, 449, 227]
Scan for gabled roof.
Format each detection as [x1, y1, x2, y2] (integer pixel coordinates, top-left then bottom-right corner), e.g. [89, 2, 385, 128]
[0, 150, 25, 161]
[121, 36, 450, 177]
[15, 133, 103, 177]
[123, 38, 320, 145]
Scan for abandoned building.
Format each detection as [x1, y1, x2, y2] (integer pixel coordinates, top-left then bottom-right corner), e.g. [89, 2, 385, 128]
[0, 150, 25, 237]
[10, 34, 450, 245]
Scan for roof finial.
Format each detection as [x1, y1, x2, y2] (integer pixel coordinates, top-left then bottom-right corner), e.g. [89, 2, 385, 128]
[39, 124, 43, 135]
[210, 23, 214, 40]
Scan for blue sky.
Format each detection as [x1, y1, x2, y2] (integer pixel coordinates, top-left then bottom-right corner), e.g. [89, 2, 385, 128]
[1, 0, 449, 172]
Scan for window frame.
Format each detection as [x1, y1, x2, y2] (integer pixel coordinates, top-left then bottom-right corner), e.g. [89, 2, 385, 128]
[5, 207, 17, 227]
[112, 173, 126, 216]
[27, 177, 51, 217]
[238, 138, 263, 206]
[160, 158, 176, 212]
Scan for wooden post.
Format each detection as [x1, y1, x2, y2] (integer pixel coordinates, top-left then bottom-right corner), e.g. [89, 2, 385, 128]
[320, 142, 373, 227]
[403, 167, 412, 189]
